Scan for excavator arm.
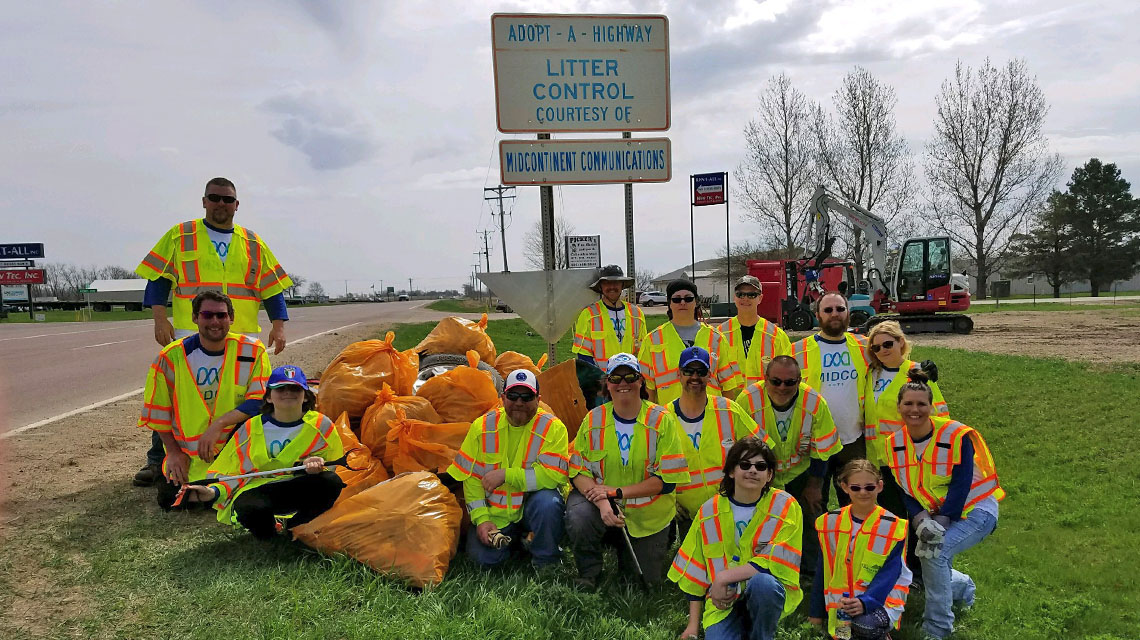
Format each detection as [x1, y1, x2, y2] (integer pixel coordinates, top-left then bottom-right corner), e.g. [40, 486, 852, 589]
[805, 185, 891, 298]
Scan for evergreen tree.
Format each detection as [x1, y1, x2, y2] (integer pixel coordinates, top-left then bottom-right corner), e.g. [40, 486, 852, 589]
[1006, 191, 1076, 298]
[1060, 159, 1140, 296]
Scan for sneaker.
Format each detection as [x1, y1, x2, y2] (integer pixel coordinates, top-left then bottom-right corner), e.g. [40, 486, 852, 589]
[133, 463, 161, 487]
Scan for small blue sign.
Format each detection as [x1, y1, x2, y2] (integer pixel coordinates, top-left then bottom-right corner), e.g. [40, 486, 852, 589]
[692, 172, 726, 206]
[0, 243, 45, 259]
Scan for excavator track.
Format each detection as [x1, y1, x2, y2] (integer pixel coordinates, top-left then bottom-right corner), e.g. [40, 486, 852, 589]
[862, 313, 973, 335]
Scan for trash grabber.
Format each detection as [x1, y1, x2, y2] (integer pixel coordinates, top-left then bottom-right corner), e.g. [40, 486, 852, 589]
[606, 490, 645, 585]
[168, 449, 365, 508]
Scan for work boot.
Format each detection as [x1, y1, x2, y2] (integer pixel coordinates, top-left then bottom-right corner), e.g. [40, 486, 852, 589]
[133, 463, 161, 487]
[572, 576, 598, 592]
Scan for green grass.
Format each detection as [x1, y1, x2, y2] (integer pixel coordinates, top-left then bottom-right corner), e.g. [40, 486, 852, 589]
[0, 308, 152, 323]
[969, 301, 1140, 314]
[425, 298, 492, 314]
[4, 317, 1137, 639]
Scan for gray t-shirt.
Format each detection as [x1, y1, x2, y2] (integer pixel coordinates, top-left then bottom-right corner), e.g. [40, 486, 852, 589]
[674, 322, 700, 347]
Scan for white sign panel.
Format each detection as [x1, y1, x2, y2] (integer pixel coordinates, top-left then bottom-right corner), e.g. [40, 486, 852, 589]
[2, 284, 29, 302]
[492, 13, 670, 133]
[565, 235, 601, 269]
[500, 137, 671, 185]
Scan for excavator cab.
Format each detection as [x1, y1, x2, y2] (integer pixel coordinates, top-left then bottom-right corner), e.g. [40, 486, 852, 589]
[889, 236, 972, 326]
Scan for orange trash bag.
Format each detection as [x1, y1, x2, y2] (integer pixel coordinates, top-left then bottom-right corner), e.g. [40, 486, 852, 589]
[413, 314, 496, 364]
[291, 471, 462, 588]
[416, 351, 500, 423]
[317, 332, 418, 420]
[493, 350, 549, 380]
[384, 408, 470, 475]
[359, 383, 440, 461]
[331, 412, 390, 501]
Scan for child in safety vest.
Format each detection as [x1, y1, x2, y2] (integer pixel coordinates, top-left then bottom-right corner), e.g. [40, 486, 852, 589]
[181, 365, 345, 539]
[809, 459, 912, 639]
[669, 436, 803, 640]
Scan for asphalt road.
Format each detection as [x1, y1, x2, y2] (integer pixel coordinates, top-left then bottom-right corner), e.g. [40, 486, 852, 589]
[0, 301, 442, 435]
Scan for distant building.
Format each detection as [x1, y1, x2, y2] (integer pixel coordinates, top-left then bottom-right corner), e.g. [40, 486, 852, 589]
[650, 258, 733, 303]
[86, 279, 148, 310]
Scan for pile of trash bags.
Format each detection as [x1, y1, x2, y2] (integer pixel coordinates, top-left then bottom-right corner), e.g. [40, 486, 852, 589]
[301, 314, 585, 587]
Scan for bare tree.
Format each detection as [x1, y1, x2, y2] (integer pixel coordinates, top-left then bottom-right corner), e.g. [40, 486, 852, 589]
[306, 281, 326, 299]
[288, 273, 307, 298]
[635, 269, 657, 293]
[813, 66, 917, 280]
[522, 217, 577, 270]
[736, 73, 816, 253]
[99, 265, 136, 279]
[925, 58, 1063, 298]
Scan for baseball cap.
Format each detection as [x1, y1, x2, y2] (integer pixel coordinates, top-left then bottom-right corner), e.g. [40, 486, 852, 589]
[605, 352, 641, 375]
[678, 346, 711, 371]
[734, 275, 762, 291]
[504, 369, 539, 394]
[266, 365, 309, 391]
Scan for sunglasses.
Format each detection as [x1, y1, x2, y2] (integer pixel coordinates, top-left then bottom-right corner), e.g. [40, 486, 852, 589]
[196, 311, 231, 320]
[767, 377, 800, 387]
[847, 484, 878, 492]
[681, 368, 709, 377]
[670, 295, 696, 304]
[607, 372, 641, 384]
[205, 194, 237, 204]
[870, 340, 896, 353]
[504, 391, 536, 402]
[736, 460, 769, 472]
[821, 306, 847, 314]
[735, 291, 759, 298]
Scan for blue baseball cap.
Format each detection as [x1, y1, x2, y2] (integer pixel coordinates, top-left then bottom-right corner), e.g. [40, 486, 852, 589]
[678, 346, 711, 371]
[606, 352, 641, 375]
[267, 365, 309, 391]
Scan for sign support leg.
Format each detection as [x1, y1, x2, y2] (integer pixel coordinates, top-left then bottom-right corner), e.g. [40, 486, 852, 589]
[689, 175, 696, 282]
[624, 132, 636, 305]
[725, 171, 731, 298]
[539, 133, 557, 364]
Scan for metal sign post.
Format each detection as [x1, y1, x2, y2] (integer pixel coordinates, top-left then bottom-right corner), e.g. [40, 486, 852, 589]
[624, 131, 637, 305]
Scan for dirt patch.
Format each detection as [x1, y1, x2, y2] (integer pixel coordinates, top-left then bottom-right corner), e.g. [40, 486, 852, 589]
[918, 308, 1140, 364]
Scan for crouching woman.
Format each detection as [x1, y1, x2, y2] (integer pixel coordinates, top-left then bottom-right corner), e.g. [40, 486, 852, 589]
[182, 365, 345, 539]
[668, 437, 803, 640]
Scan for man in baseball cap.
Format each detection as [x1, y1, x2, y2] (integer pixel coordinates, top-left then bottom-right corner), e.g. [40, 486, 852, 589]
[574, 265, 647, 372]
[447, 369, 570, 570]
[717, 274, 791, 386]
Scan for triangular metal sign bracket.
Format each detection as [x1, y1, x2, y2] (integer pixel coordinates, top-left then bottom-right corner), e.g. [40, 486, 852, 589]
[478, 268, 601, 345]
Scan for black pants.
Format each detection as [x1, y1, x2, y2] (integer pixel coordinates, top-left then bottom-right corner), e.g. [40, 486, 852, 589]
[564, 490, 671, 586]
[783, 470, 823, 577]
[233, 471, 345, 540]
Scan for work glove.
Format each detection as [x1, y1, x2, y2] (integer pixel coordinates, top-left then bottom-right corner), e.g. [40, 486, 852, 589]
[914, 513, 946, 559]
[919, 359, 939, 382]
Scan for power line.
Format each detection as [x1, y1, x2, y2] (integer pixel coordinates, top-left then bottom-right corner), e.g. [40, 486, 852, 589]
[484, 186, 516, 272]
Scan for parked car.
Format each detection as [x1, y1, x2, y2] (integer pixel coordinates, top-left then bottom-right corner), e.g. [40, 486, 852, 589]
[398, 294, 410, 301]
[495, 299, 513, 313]
[638, 290, 667, 306]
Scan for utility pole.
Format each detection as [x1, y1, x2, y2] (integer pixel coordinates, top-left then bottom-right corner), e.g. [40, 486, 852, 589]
[408, 278, 413, 296]
[478, 230, 493, 273]
[484, 185, 516, 272]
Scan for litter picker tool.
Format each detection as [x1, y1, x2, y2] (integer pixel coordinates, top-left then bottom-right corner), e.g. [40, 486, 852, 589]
[606, 489, 646, 586]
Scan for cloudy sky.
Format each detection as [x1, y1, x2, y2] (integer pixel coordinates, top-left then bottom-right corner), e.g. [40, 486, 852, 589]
[3, 0, 1137, 296]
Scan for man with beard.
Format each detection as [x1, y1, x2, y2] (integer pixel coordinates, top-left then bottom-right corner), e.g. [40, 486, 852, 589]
[138, 292, 271, 510]
[448, 370, 570, 569]
[133, 177, 293, 486]
[790, 292, 869, 508]
[573, 265, 647, 371]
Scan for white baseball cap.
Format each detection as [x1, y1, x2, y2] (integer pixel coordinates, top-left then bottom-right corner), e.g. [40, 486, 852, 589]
[605, 352, 641, 375]
[504, 369, 538, 393]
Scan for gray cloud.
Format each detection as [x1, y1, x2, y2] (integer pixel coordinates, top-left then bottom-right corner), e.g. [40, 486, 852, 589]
[260, 89, 380, 171]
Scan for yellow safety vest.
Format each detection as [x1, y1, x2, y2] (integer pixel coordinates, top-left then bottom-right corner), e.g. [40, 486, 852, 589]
[668, 395, 766, 517]
[638, 323, 743, 406]
[669, 491, 804, 629]
[447, 408, 569, 528]
[862, 360, 949, 467]
[816, 506, 911, 638]
[717, 317, 792, 385]
[885, 416, 1005, 518]
[136, 219, 293, 334]
[736, 382, 841, 487]
[572, 300, 647, 370]
[569, 401, 690, 538]
[139, 333, 270, 481]
[207, 410, 343, 526]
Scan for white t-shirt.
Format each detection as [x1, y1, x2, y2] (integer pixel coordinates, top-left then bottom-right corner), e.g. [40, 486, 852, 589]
[873, 367, 900, 402]
[186, 343, 224, 409]
[773, 402, 796, 442]
[262, 416, 307, 458]
[673, 400, 704, 449]
[729, 498, 758, 544]
[615, 414, 636, 465]
[816, 337, 861, 444]
[606, 304, 626, 341]
[205, 224, 232, 264]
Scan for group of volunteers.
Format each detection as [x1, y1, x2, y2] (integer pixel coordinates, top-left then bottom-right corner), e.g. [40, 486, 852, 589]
[129, 180, 1003, 640]
[134, 177, 344, 538]
[457, 267, 1003, 640]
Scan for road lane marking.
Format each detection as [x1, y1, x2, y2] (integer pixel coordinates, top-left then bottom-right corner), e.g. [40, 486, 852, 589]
[0, 324, 139, 343]
[2, 321, 365, 438]
[72, 339, 140, 350]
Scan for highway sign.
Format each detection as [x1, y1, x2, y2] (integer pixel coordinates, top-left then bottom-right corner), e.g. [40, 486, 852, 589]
[1, 285, 28, 302]
[0, 243, 45, 259]
[492, 13, 670, 132]
[693, 172, 726, 206]
[0, 269, 45, 285]
[500, 137, 671, 185]
[0, 259, 34, 268]
[80, 288, 97, 293]
[565, 235, 601, 269]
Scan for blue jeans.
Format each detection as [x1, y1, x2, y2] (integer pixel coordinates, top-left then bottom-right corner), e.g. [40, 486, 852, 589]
[920, 506, 998, 638]
[704, 572, 785, 640]
[466, 489, 565, 568]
